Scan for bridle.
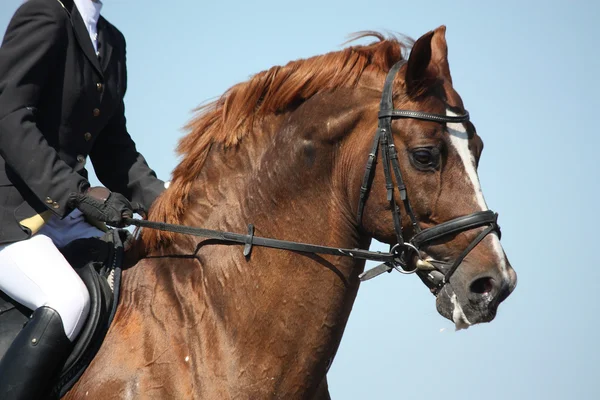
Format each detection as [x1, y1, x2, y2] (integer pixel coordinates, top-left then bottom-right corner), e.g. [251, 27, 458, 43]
[125, 59, 501, 296]
[355, 59, 501, 294]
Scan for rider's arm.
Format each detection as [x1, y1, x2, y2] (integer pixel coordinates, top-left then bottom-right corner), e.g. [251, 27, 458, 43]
[0, 0, 89, 217]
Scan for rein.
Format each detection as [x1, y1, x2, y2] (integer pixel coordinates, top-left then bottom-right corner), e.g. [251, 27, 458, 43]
[124, 218, 423, 272]
[127, 59, 502, 296]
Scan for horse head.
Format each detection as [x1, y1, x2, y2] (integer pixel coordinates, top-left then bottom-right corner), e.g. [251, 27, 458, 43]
[343, 26, 517, 328]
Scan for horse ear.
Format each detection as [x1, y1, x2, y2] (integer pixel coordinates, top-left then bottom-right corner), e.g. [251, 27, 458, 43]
[405, 26, 452, 97]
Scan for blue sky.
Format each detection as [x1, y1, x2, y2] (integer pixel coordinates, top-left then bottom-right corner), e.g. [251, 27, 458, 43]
[1, 0, 597, 399]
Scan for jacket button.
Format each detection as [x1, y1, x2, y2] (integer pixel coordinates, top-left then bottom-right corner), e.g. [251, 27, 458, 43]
[93, 108, 100, 117]
[77, 155, 86, 164]
[84, 132, 92, 141]
[96, 82, 103, 92]
[45, 197, 53, 204]
[52, 202, 60, 209]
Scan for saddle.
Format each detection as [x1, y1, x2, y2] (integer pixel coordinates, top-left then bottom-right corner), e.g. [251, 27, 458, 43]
[0, 229, 130, 399]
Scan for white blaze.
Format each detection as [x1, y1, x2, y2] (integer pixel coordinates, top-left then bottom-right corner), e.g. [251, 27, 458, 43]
[446, 110, 508, 280]
[446, 112, 487, 210]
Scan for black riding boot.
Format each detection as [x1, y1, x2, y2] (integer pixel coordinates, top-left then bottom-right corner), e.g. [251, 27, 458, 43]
[0, 306, 72, 400]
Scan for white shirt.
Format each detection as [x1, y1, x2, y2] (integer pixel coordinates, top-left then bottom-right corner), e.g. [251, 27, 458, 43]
[73, 0, 103, 54]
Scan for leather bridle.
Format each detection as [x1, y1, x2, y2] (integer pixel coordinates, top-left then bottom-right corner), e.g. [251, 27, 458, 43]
[355, 60, 501, 294]
[126, 59, 501, 296]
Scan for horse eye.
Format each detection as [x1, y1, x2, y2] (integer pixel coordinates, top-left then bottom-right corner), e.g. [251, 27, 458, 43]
[410, 147, 440, 169]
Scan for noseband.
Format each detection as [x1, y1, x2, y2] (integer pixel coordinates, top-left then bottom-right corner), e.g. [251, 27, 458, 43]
[126, 59, 501, 297]
[356, 60, 501, 294]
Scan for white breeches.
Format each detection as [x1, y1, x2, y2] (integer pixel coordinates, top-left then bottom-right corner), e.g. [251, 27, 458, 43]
[0, 209, 104, 341]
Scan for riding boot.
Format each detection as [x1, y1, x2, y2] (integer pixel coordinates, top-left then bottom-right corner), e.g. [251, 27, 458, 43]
[0, 306, 72, 400]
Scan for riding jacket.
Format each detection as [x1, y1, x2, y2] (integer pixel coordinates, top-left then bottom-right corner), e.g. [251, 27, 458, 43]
[0, 0, 164, 244]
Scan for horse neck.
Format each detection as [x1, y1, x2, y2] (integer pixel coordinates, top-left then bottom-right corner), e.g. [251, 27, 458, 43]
[132, 106, 369, 396]
[178, 105, 364, 252]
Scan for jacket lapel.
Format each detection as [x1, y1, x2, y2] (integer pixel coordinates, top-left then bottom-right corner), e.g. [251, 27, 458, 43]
[97, 18, 113, 72]
[70, 5, 103, 77]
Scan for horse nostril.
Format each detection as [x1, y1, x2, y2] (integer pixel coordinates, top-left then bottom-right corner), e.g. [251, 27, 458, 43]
[470, 277, 494, 295]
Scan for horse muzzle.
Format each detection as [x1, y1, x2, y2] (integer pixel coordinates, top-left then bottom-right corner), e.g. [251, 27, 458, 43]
[432, 260, 517, 329]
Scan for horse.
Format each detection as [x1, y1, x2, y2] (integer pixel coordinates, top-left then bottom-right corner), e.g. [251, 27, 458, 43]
[65, 26, 517, 399]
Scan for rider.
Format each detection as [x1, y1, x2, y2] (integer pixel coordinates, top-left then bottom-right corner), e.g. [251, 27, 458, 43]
[0, 0, 166, 398]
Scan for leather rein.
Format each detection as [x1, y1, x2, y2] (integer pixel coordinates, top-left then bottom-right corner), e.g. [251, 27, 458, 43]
[125, 59, 501, 296]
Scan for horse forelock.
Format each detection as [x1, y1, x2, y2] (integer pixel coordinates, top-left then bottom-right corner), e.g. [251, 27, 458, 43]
[143, 33, 412, 250]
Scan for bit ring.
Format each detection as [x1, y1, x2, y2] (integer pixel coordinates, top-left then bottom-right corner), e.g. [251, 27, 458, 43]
[389, 243, 422, 274]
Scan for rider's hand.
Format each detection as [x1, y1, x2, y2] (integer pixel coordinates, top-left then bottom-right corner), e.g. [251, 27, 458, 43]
[69, 187, 140, 227]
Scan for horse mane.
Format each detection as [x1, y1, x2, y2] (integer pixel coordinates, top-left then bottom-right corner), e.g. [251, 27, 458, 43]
[143, 32, 411, 250]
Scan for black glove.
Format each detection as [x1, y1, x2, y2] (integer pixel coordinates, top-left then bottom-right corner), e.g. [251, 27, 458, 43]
[69, 187, 140, 228]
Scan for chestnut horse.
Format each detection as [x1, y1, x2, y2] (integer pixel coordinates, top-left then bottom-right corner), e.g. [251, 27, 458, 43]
[66, 26, 517, 399]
